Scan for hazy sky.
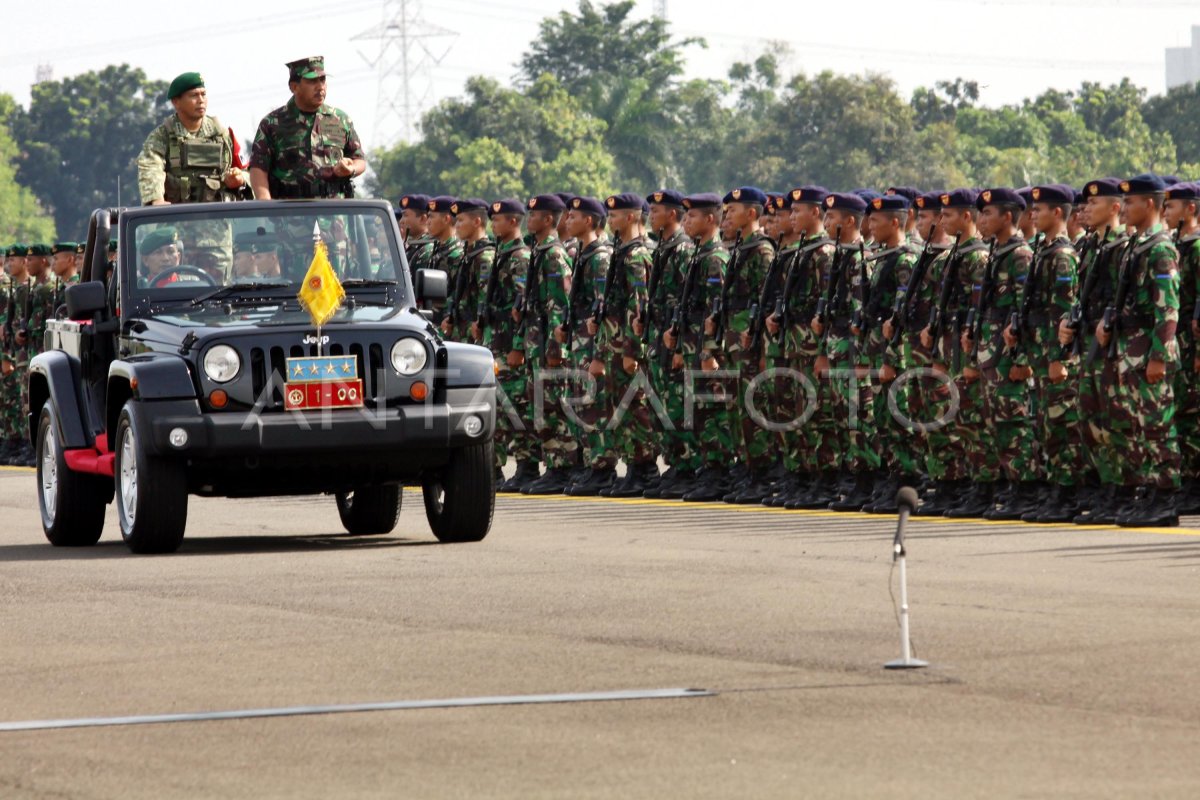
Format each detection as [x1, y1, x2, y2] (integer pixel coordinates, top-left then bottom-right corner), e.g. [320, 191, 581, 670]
[1, 0, 1196, 154]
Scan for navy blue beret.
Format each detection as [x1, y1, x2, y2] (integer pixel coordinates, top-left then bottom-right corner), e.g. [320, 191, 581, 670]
[1029, 184, 1074, 204]
[823, 192, 868, 214]
[1165, 182, 1199, 201]
[398, 194, 431, 212]
[682, 193, 722, 210]
[1083, 178, 1123, 198]
[451, 198, 487, 214]
[1162, 175, 1182, 186]
[886, 186, 921, 202]
[1016, 187, 1034, 205]
[976, 187, 1026, 211]
[1121, 174, 1167, 195]
[569, 196, 607, 217]
[914, 192, 943, 211]
[605, 192, 644, 211]
[788, 186, 829, 207]
[428, 195, 457, 214]
[528, 194, 567, 212]
[869, 194, 910, 212]
[646, 189, 685, 207]
[853, 188, 882, 204]
[553, 192, 574, 206]
[939, 188, 979, 209]
[723, 186, 768, 206]
[487, 198, 526, 217]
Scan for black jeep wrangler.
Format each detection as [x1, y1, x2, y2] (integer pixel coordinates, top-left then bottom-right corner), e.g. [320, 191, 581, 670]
[28, 200, 496, 553]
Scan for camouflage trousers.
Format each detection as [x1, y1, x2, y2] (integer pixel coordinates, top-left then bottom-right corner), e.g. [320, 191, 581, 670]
[494, 366, 533, 469]
[1109, 357, 1179, 490]
[1174, 355, 1200, 481]
[824, 332, 879, 474]
[565, 336, 616, 470]
[526, 349, 580, 471]
[610, 358, 658, 466]
[655, 355, 702, 472]
[1079, 356, 1122, 486]
[1031, 336, 1084, 487]
[780, 346, 822, 474]
[725, 329, 775, 473]
[978, 325, 1037, 484]
[691, 362, 739, 467]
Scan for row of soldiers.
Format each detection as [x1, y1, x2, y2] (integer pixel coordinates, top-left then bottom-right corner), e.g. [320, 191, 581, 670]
[0, 242, 89, 466]
[398, 173, 1196, 528]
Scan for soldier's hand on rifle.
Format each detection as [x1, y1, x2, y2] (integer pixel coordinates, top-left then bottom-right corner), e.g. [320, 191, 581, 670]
[14, 330, 26, 346]
[586, 317, 599, 336]
[704, 315, 716, 336]
[850, 324, 861, 337]
[765, 313, 780, 336]
[631, 318, 644, 337]
[879, 363, 897, 384]
[1094, 320, 1110, 348]
[1057, 318, 1075, 347]
[739, 331, 751, 349]
[223, 168, 248, 189]
[511, 306, 522, 323]
[960, 330, 973, 354]
[469, 321, 481, 341]
[588, 357, 606, 377]
[701, 353, 719, 372]
[1002, 324, 1018, 351]
[1048, 360, 1067, 384]
[662, 329, 677, 350]
[811, 318, 824, 336]
[440, 318, 453, 334]
[882, 319, 894, 341]
[1193, 318, 1200, 338]
[506, 350, 525, 369]
[332, 157, 357, 178]
[553, 324, 566, 344]
[622, 356, 638, 375]
[814, 355, 830, 378]
[919, 326, 932, 350]
[671, 353, 684, 370]
[1146, 358, 1166, 385]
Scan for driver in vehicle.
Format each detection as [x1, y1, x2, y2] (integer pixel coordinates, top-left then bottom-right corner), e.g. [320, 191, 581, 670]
[139, 228, 182, 287]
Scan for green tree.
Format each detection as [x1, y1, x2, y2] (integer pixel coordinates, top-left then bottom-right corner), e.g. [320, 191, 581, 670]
[0, 94, 55, 242]
[9, 65, 168, 239]
[1143, 81, 1200, 171]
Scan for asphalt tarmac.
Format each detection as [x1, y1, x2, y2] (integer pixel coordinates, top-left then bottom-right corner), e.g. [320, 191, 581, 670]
[1, 464, 1199, 798]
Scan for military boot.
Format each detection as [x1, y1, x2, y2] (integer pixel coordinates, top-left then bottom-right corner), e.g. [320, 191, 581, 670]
[986, 481, 1040, 520]
[721, 469, 753, 503]
[829, 471, 876, 512]
[1116, 487, 1179, 528]
[682, 466, 730, 502]
[564, 466, 617, 497]
[730, 470, 773, 504]
[863, 474, 907, 514]
[499, 460, 541, 493]
[1173, 479, 1200, 516]
[643, 466, 678, 499]
[786, 471, 837, 509]
[915, 480, 959, 516]
[0, 439, 14, 466]
[763, 472, 803, 507]
[657, 469, 697, 499]
[16, 443, 35, 468]
[607, 462, 659, 498]
[522, 466, 572, 495]
[1032, 484, 1082, 523]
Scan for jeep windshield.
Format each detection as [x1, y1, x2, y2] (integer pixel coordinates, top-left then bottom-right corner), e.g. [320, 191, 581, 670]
[120, 202, 408, 317]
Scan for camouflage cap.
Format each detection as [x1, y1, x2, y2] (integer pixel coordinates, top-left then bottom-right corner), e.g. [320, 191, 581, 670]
[168, 71, 204, 100]
[287, 56, 326, 81]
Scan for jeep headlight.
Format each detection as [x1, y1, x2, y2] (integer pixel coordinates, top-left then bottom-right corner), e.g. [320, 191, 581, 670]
[390, 338, 428, 376]
[203, 344, 241, 383]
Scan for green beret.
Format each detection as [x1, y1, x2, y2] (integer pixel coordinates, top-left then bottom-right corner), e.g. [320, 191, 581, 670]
[168, 72, 205, 100]
[51, 242, 77, 255]
[139, 227, 179, 256]
[234, 231, 278, 254]
[75, 243, 86, 255]
[107, 240, 118, 253]
[6, 243, 25, 257]
[28, 244, 51, 257]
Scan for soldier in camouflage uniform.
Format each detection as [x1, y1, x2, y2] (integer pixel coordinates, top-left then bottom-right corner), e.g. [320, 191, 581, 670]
[426, 196, 463, 326]
[1002, 185, 1081, 522]
[442, 199, 494, 343]
[768, 187, 837, 509]
[1163, 183, 1200, 514]
[545, 196, 611, 495]
[1095, 174, 1182, 527]
[397, 194, 436, 277]
[1061, 179, 1130, 524]
[595, 194, 655, 498]
[138, 71, 249, 224]
[510, 195, 573, 494]
[483, 200, 540, 493]
[966, 189, 1038, 520]
[249, 57, 366, 201]
[712, 187, 777, 504]
[857, 194, 922, 513]
[637, 190, 698, 499]
[665, 194, 732, 502]
[811, 192, 877, 510]
[0, 246, 15, 464]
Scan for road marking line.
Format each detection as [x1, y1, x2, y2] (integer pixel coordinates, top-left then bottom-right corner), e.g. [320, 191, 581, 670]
[0, 688, 715, 732]
[496, 493, 1200, 537]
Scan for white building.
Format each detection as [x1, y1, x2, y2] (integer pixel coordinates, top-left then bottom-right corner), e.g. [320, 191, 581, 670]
[1166, 25, 1200, 90]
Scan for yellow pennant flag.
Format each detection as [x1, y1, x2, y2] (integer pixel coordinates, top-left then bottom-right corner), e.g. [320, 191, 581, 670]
[298, 239, 345, 327]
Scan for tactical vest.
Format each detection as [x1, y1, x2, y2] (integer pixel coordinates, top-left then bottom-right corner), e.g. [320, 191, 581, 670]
[163, 117, 235, 203]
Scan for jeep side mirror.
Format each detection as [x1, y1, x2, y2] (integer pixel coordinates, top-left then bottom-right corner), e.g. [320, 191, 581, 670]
[66, 281, 108, 321]
[415, 268, 448, 304]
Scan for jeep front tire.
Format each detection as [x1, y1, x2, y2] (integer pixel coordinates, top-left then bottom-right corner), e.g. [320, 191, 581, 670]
[335, 486, 402, 535]
[422, 440, 494, 543]
[114, 401, 188, 554]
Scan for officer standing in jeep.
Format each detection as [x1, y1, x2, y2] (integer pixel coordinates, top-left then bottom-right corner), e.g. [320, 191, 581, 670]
[136, 72, 249, 205]
[249, 56, 367, 200]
